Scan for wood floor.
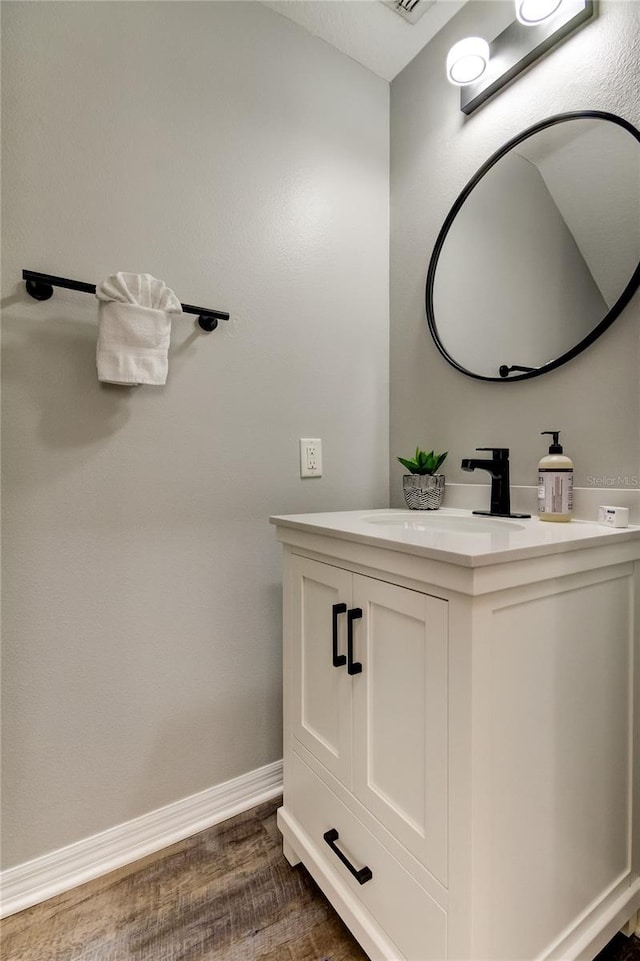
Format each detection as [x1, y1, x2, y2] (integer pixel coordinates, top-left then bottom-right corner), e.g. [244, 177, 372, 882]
[1, 797, 639, 961]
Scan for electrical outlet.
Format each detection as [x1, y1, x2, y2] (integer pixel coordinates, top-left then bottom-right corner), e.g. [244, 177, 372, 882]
[300, 438, 322, 478]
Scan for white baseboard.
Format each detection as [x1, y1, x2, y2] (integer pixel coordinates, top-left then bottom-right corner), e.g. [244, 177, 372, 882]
[0, 759, 283, 919]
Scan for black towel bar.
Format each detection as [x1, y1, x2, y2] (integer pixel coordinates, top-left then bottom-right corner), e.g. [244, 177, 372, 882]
[22, 269, 230, 332]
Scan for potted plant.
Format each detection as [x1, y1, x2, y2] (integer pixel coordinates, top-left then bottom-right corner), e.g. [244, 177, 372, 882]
[397, 447, 448, 510]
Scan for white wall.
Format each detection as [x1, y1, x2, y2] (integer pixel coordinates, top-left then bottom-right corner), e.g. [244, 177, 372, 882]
[390, 0, 640, 502]
[1, 1, 389, 869]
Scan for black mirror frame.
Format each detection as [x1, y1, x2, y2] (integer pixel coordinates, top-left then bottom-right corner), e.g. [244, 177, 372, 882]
[425, 110, 640, 382]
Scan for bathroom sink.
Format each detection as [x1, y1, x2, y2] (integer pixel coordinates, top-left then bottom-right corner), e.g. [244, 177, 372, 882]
[361, 511, 527, 534]
[272, 508, 640, 568]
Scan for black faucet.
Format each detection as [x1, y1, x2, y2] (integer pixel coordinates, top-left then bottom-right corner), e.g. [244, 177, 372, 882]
[460, 448, 530, 519]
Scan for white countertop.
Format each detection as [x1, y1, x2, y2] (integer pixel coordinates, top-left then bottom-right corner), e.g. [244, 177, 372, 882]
[270, 508, 640, 568]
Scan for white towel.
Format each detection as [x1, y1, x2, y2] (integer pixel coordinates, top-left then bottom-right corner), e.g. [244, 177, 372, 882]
[95, 272, 182, 385]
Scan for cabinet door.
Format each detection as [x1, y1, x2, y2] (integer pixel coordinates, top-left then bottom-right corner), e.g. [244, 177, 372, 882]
[352, 575, 448, 884]
[290, 555, 353, 786]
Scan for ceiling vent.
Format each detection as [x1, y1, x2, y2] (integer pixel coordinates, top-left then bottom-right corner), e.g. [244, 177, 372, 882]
[381, 0, 436, 25]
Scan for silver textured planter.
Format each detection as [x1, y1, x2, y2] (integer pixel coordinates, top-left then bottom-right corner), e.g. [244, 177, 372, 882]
[402, 473, 445, 510]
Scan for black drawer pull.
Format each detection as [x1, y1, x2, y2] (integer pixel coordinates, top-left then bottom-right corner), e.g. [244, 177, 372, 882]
[332, 603, 347, 668]
[323, 828, 373, 885]
[347, 607, 363, 675]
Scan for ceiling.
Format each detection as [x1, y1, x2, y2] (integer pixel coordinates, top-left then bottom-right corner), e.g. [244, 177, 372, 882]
[260, 0, 467, 82]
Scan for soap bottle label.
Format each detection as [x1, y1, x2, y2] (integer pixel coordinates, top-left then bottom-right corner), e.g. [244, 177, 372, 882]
[538, 470, 573, 514]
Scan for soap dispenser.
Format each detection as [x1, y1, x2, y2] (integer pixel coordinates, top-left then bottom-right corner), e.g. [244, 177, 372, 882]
[538, 431, 573, 522]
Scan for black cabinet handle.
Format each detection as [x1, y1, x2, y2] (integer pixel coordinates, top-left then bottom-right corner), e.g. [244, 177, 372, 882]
[332, 603, 347, 668]
[347, 607, 363, 675]
[323, 828, 372, 885]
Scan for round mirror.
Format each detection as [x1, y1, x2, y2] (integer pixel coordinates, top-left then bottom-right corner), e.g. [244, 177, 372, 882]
[426, 111, 640, 381]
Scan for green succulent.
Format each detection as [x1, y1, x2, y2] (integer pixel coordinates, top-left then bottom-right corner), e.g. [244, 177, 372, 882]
[397, 447, 448, 476]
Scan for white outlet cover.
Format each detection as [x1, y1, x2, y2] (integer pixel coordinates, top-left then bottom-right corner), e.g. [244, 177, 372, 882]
[300, 438, 322, 478]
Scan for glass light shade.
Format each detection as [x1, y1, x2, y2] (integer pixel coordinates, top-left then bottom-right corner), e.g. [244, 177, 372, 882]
[446, 37, 490, 86]
[515, 0, 563, 24]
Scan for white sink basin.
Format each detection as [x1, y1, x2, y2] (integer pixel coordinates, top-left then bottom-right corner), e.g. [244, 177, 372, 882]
[362, 511, 527, 534]
[271, 509, 640, 567]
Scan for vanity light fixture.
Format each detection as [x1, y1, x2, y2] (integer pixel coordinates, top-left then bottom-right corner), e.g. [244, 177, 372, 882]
[515, 0, 564, 25]
[451, 0, 594, 115]
[446, 37, 490, 85]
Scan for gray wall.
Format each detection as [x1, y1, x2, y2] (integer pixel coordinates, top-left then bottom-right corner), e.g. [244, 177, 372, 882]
[390, 0, 640, 500]
[1, 1, 389, 869]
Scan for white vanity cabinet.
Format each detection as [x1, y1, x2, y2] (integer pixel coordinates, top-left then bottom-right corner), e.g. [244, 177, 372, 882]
[285, 553, 449, 961]
[272, 509, 640, 961]
[290, 555, 448, 881]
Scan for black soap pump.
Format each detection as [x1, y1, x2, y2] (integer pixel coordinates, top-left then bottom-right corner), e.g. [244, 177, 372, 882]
[538, 431, 573, 522]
